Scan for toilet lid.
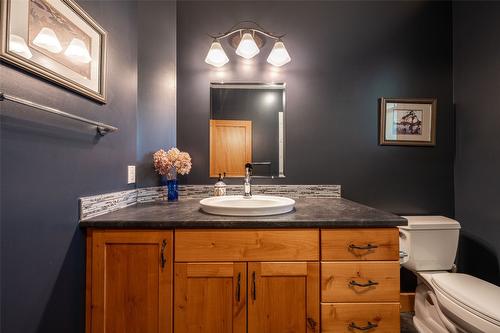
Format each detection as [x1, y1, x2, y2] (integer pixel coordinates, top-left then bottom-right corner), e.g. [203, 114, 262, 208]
[400, 215, 461, 230]
[431, 273, 500, 325]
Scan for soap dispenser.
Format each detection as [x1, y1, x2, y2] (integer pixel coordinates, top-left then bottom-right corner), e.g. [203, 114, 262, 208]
[213, 173, 227, 196]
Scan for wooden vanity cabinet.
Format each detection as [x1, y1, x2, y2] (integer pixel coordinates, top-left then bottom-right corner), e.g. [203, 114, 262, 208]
[174, 229, 320, 333]
[86, 227, 401, 333]
[85, 229, 173, 333]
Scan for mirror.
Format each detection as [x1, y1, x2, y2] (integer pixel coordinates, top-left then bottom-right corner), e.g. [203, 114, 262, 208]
[210, 83, 285, 178]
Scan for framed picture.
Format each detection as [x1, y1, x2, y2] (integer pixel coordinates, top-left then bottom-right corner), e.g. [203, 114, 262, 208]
[379, 98, 437, 146]
[0, 0, 107, 103]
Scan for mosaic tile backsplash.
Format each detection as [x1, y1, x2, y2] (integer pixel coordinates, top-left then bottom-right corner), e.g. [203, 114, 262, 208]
[80, 184, 341, 220]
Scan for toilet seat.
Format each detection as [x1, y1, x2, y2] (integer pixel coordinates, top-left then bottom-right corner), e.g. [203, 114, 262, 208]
[431, 273, 500, 332]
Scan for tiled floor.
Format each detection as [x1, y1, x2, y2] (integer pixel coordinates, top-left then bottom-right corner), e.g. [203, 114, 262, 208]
[401, 312, 418, 333]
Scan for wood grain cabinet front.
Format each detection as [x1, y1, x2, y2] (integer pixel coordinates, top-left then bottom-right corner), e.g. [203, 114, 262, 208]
[86, 229, 173, 333]
[321, 228, 399, 261]
[321, 261, 400, 303]
[175, 229, 319, 262]
[320, 228, 401, 333]
[248, 262, 320, 333]
[85, 227, 401, 333]
[174, 262, 247, 333]
[173, 262, 319, 333]
[321, 303, 400, 333]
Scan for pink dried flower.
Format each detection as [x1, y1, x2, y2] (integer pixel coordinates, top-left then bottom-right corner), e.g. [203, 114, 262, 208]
[153, 147, 192, 176]
[175, 152, 192, 175]
[166, 147, 180, 163]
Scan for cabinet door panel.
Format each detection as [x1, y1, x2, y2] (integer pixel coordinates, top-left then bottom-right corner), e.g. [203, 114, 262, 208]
[89, 230, 172, 333]
[174, 262, 246, 333]
[248, 262, 319, 333]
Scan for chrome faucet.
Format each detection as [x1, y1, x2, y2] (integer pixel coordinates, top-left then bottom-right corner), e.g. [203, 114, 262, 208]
[244, 163, 253, 197]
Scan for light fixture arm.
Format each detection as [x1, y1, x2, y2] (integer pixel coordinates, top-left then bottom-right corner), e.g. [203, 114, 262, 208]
[208, 20, 285, 41]
[205, 20, 291, 67]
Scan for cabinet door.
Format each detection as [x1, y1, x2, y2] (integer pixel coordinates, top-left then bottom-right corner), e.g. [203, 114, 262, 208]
[174, 262, 246, 333]
[210, 119, 252, 177]
[88, 230, 172, 333]
[248, 262, 320, 333]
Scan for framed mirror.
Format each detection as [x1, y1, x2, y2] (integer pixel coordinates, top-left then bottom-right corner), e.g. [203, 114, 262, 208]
[210, 82, 286, 178]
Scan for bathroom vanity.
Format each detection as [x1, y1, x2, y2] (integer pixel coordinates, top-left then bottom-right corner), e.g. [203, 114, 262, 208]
[80, 197, 406, 333]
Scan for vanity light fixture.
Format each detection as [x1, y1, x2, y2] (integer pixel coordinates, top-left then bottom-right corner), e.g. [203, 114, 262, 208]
[205, 40, 229, 67]
[64, 38, 92, 63]
[9, 34, 32, 59]
[235, 32, 260, 59]
[267, 40, 291, 67]
[32, 27, 63, 53]
[205, 21, 291, 67]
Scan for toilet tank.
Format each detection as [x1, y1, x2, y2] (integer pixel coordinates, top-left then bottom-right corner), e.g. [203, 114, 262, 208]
[399, 216, 461, 272]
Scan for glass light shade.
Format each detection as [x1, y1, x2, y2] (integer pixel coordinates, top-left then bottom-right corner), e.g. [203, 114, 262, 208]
[64, 38, 92, 63]
[9, 34, 32, 59]
[205, 41, 229, 67]
[235, 33, 260, 59]
[33, 27, 62, 53]
[267, 41, 291, 67]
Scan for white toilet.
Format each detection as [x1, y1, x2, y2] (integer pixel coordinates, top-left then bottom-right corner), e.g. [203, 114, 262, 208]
[399, 216, 500, 333]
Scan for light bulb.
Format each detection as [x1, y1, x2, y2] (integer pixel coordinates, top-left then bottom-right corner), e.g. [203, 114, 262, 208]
[205, 40, 229, 67]
[235, 32, 259, 59]
[9, 34, 32, 59]
[64, 38, 92, 63]
[267, 41, 291, 67]
[32, 27, 62, 53]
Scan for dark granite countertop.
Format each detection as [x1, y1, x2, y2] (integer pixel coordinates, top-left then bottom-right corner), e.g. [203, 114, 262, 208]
[79, 198, 407, 228]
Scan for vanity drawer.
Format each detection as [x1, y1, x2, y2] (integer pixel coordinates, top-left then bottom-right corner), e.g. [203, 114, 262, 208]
[321, 228, 399, 261]
[321, 303, 400, 333]
[175, 229, 319, 261]
[321, 261, 400, 302]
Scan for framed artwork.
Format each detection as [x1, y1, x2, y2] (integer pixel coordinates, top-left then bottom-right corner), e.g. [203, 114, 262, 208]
[0, 0, 107, 103]
[379, 98, 437, 146]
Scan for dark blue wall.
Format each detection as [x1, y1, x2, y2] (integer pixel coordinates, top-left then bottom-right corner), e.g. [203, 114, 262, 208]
[453, 2, 500, 286]
[1, 1, 179, 330]
[0, 1, 138, 331]
[177, 1, 455, 216]
[137, 0, 177, 187]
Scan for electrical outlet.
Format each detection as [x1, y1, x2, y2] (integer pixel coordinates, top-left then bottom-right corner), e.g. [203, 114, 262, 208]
[127, 165, 136, 184]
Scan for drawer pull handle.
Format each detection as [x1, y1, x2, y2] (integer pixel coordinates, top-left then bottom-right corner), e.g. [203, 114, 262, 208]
[252, 271, 256, 300]
[349, 243, 378, 250]
[160, 239, 167, 270]
[349, 279, 379, 287]
[349, 321, 378, 331]
[236, 272, 241, 302]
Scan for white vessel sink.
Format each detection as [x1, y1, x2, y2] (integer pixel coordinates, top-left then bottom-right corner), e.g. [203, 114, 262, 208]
[199, 195, 295, 216]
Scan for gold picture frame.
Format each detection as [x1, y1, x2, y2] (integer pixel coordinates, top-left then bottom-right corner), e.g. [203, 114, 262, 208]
[379, 97, 437, 146]
[0, 0, 107, 103]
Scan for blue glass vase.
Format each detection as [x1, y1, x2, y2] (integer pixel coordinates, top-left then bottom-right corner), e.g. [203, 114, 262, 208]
[164, 168, 178, 202]
[167, 178, 178, 202]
